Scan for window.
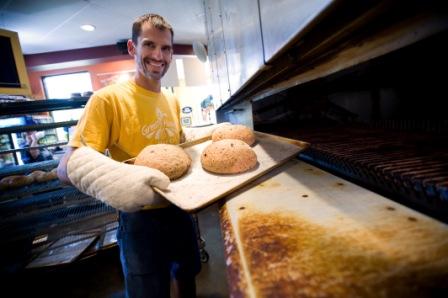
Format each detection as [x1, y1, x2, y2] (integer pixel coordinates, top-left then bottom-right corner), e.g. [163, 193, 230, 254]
[42, 72, 93, 142]
[42, 71, 93, 99]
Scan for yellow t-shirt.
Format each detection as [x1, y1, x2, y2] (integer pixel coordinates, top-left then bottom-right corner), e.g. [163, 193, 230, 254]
[69, 80, 182, 161]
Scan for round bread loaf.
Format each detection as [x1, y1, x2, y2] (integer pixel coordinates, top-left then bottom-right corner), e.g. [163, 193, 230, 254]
[201, 139, 257, 174]
[0, 175, 34, 189]
[28, 170, 47, 182]
[28, 169, 58, 183]
[212, 124, 256, 146]
[134, 144, 191, 180]
[47, 168, 59, 181]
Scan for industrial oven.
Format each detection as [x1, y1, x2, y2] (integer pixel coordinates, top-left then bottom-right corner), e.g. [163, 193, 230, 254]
[207, 0, 448, 221]
[204, 0, 448, 296]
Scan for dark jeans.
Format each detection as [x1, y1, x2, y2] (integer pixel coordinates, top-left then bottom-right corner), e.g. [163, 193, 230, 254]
[117, 206, 201, 298]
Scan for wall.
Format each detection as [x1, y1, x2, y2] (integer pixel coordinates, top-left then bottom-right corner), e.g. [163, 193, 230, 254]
[174, 56, 217, 126]
[25, 44, 193, 99]
[24, 44, 217, 126]
[27, 58, 134, 99]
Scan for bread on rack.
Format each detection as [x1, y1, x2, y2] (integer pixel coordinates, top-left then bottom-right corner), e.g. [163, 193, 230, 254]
[212, 124, 256, 146]
[28, 169, 58, 183]
[46, 168, 59, 180]
[28, 170, 47, 182]
[134, 144, 191, 180]
[201, 139, 257, 174]
[0, 175, 34, 189]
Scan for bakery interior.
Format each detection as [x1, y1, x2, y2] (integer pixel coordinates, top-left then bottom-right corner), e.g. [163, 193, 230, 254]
[1, 0, 448, 297]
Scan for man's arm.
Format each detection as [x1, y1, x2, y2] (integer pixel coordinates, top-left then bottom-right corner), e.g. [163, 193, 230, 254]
[27, 132, 41, 159]
[57, 146, 76, 185]
[56, 146, 170, 212]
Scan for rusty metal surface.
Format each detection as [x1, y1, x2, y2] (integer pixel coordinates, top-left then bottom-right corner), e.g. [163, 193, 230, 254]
[221, 160, 448, 297]
[238, 210, 448, 297]
[220, 206, 248, 298]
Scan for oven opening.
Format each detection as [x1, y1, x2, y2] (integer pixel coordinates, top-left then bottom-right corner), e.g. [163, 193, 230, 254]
[253, 31, 448, 222]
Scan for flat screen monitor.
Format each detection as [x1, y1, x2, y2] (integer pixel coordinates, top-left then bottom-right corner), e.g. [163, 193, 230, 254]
[0, 28, 31, 96]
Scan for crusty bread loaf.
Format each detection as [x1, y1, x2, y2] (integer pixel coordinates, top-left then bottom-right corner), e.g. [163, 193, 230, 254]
[134, 144, 191, 180]
[47, 168, 59, 181]
[201, 139, 257, 174]
[0, 175, 34, 189]
[212, 124, 256, 146]
[28, 169, 58, 183]
[28, 170, 47, 182]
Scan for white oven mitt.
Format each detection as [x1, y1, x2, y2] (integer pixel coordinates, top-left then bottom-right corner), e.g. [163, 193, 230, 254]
[67, 146, 170, 212]
[183, 122, 231, 142]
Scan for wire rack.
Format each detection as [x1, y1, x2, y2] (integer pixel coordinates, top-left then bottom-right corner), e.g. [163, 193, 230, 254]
[0, 179, 117, 272]
[295, 126, 448, 221]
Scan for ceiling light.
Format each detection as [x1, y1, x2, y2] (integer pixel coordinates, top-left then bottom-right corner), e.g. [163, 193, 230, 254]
[80, 24, 96, 32]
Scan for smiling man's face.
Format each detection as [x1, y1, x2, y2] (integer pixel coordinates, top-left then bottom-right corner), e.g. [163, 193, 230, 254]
[129, 22, 173, 83]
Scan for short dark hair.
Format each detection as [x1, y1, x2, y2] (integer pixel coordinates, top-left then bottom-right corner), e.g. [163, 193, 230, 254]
[132, 13, 174, 44]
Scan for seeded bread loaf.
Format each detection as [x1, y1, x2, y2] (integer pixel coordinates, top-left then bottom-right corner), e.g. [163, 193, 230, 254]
[201, 139, 257, 174]
[212, 124, 256, 146]
[135, 144, 191, 180]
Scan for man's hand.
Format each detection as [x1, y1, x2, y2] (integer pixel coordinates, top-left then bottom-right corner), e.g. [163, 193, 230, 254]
[182, 122, 231, 143]
[67, 146, 170, 212]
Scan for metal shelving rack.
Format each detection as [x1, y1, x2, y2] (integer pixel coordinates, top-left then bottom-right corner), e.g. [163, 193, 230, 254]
[0, 97, 118, 273]
[0, 97, 89, 116]
[0, 98, 88, 165]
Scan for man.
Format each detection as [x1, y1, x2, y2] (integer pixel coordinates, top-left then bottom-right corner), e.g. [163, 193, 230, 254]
[58, 14, 223, 298]
[22, 131, 53, 164]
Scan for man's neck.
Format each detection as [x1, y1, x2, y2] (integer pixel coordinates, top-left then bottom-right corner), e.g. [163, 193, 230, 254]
[134, 74, 161, 93]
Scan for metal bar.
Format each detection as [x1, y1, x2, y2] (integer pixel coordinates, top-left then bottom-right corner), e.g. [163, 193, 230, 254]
[6, 133, 19, 165]
[0, 159, 58, 178]
[0, 98, 88, 116]
[0, 142, 68, 155]
[0, 120, 78, 134]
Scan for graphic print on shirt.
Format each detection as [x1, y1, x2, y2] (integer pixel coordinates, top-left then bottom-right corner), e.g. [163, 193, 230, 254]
[141, 108, 177, 143]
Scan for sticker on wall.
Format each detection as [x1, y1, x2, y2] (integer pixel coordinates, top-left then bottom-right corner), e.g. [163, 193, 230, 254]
[181, 117, 192, 127]
[201, 95, 215, 123]
[182, 106, 193, 114]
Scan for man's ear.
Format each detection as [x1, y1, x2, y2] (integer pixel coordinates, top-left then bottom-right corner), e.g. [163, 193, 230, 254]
[127, 39, 136, 56]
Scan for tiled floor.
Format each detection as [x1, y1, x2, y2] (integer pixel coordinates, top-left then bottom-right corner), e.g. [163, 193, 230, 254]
[4, 203, 229, 298]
